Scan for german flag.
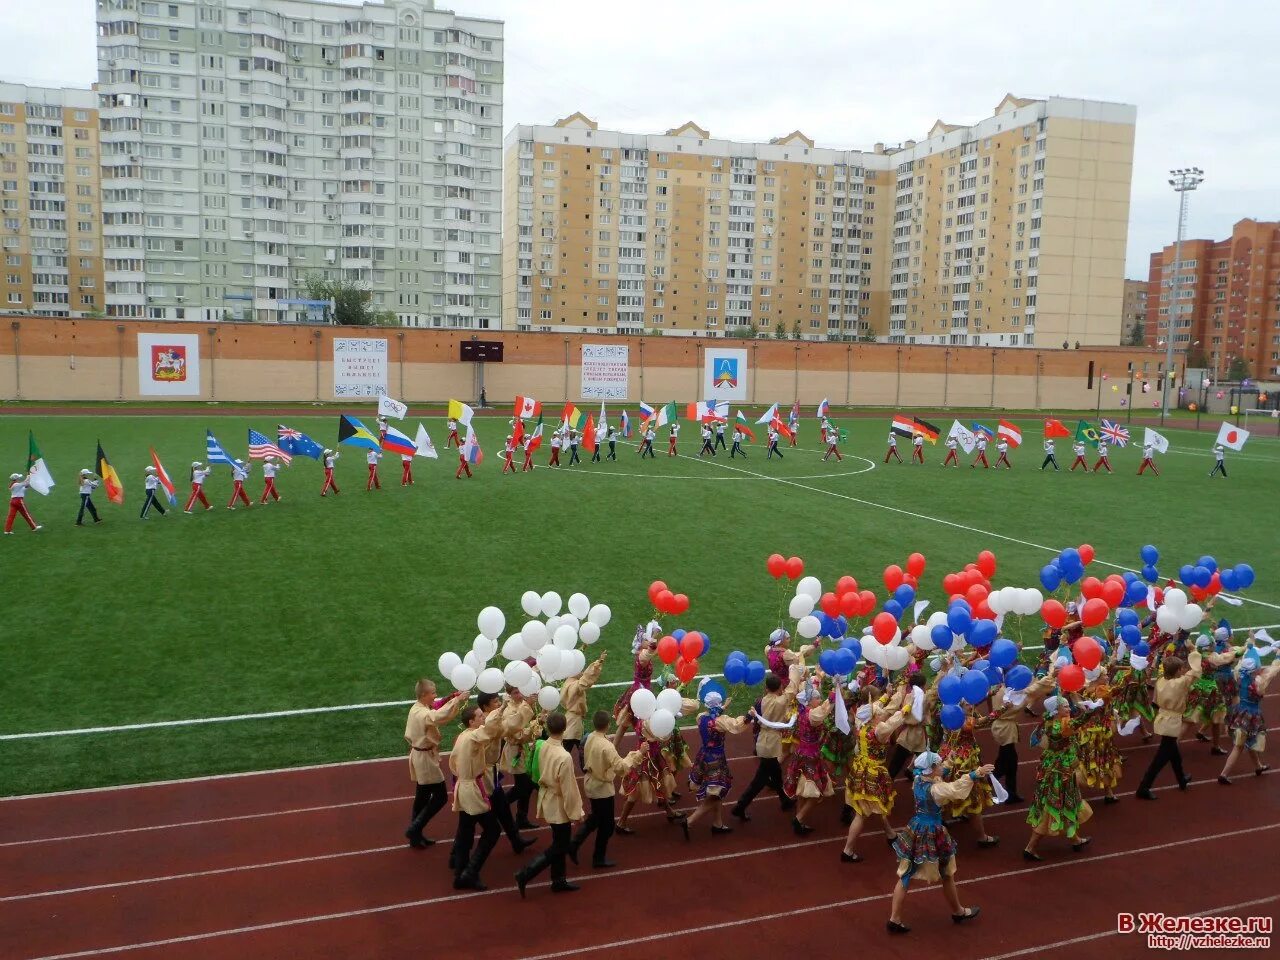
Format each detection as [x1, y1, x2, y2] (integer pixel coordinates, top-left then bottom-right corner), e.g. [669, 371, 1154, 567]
[96, 441, 124, 504]
[912, 417, 940, 444]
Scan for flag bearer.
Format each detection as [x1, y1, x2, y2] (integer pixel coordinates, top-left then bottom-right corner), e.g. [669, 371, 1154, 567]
[260, 455, 282, 503]
[522, 436, 536, 472]
[885, 431, 903, 464]
[401, 452, 414, 486]
[1093, 440, 1113, 474]
[971, 434, 989, 469]
[714, 420, 728, 451]
[942, 435, 960, 467]
[1208, 443, 1227, 478]
[699, 423, 716, 457]
[549, 428, 562, 468]
[639, 424, 656, 458]
[76, 468, 103, 525]
[731, 426, 747, 459]
[1070, 441, 1089, 472]
[4, 471, 41, 534]
[911, 432, 925, 464]
[228, 459, 252, 509]
[789, 419, 800, 447]
[1138, 439, 1160, 476]
[823, 429, 843, 462]
[140, 465, 167, 518]
[606, 426, 618, 461]
[1040, 438, 1059, 471]
[503, 435, 517, 475]
[446, 417, 460, 448]
[995, 438, 1012, 469]
[767, 426, 784, 459]
[185, 461, 213, 512]
[567, 429, 581, 466]
[320, 449, 341, 496]
[456, 446, 474, 479]
[668, 422, 680, 457]
[366, 448, 382, 490]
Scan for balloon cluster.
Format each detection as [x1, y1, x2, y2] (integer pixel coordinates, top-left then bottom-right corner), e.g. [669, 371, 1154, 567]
[1154, 587, 1206, 635]
[790, 573, 866, 641]
[1038, 543, 1095, 592]
[647, 579, 689, 616]
[648, 580, 700, 681]
[723, 650, 767, 685]
[765, 553, 805, 580]
[1143, 545, 1255, 598]
[628, 685, 683, 739]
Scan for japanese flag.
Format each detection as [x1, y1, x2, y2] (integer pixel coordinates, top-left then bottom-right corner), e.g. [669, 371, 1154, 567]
[1215, 421, 1249, 451]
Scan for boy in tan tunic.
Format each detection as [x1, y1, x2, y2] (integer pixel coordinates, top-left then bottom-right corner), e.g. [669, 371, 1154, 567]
[568, 711, 643, 868]
[731, 673, 798, 820]
[448, 704, 506, 890]
[561, 651, 607, 766]
[515, 713, 586, 896]
[500, 689, 541, 829]
[1136, 651, 1202, 799]
[403, 680, 467, 847]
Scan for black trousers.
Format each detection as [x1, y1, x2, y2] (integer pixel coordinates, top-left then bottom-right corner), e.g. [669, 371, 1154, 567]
[767, 442, 783, 459]
[140, 488, 166, 518]
[407, 781, 448, 837]
[451, 810, 500, 879]
[887, 744, 913, 780]
[994, 742, 1019, 798]
[730, 441, 745, 458]
[591, 447, 601, 462]
[77, 493, 100, 524]
[508, 772, 535, 823]
[1209, 461, 1227, 477]
[607, 442, 616, 460]
[522, 821, 571, 885]
[571, 795, 616, 864]
[1041, 454, 1059, 470]
[734, 757, 787, 810]
[1138, 735, 1186, 793]
[568, 447, 580, 464]
[640, 441, 655, 458]
[714, 434, 727, 450]
[700, 439, 715, 456]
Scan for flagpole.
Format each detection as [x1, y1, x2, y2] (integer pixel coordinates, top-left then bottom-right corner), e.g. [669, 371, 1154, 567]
[1161, 168, 1204, 425]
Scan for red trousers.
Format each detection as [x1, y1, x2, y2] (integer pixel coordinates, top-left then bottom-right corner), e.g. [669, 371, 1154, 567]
[401, 460, 413, 485]
[943, 449, 959, 466]
[1138, 458, 1159, 476]
[456, 457, 472, 478]
[885, 447, 902, 463]
[5, 497, 35, 532]
[995, 453, 1012, 469]
[549, 448, 560, 466]
[447, 430, 460, 448]
[228, 481, 250, 508]
[824, 444, 842, 461]
[522, 452, 535, 472]
[1093, 457, 1111, 473]
[321, 468, 340, 496]
[184, 484, 211, 511]
[260, 478, 280, 503]
[1071, 456, 1088, 471]
[912, 447, 924, 463]
[503, 452, 515, 474]
[972, 451, 989, 468]
[789, 434, 798, 447]
[668, 437, 678, 456]
[367, 464, 381, 490]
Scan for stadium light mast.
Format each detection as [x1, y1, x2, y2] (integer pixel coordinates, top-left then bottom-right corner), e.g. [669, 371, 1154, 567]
[1162, 167, 1204, 423]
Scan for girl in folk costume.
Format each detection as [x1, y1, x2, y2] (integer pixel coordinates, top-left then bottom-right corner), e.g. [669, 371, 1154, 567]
[840, 684, 908, 862]
[1110, 649, 1155, 741]
[320, 449, 340, 496]
[616, 715, 690, 839]
[781, 678, 834, 835]
[4, 471, 41, 534]
[140, 465, 166, 519]
[888, 673, 929, 780]
[940, 704, 1001, 847]
[986, 669, 1056, 804]
[227, 459, 251, 509]
[886, 751, 990, 933]
[260, 455, 282, 503]
[611, 623, 660, 748]
[184, 461, 212, 513]
[1023, 696, 1093, 860]
[685, 683, 750, 836]
[1188, 628, 1237, 754]
[446, 418, 460, 447]
[823, 678, 859, 824]
[1073, 668, 1123, 803]
[1219, 640, 1280, 784]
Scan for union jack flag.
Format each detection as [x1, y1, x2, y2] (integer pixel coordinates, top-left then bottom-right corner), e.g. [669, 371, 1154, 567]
[1100, 419, 1130, 447]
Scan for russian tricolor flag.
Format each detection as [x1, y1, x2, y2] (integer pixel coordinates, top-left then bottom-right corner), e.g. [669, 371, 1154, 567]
[817, 398, 830, 418]
[381, 425, 418, 456]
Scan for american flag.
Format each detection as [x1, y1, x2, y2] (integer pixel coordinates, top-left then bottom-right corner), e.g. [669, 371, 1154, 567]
[248, 428, 293, 464]
[1100, 419, 1130, 447]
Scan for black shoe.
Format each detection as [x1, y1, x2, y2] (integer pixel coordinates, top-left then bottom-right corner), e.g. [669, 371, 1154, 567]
[1071, 838, 1092, 852]
[1103, 795, 1120, 805]
[454, 874, 486, 891]
[592, 859, 617, 869]
[792, 818, 814, 836]
[977, 835, 1000, 848]
[1022, 849, 1042, 862]
[615, 825, 635, 835]
[1195, 732, 1210, 742]
[730, 806, 750, 822]
[515, 870, 529, 899]
[840, 851, 861, 863]
[551, 881, 580, 893]
[711, 825, 732, 835]
[1135, 790, 1157, 800]
[516, 819, 538, 831]
[1178, 777, 1191, 791]
[1217, 775, 1232, 786]
[404, 829, 433, 848]
[952, 906, 981, 924]
[887, 920, 911, 934]
[1006, 795, 1026, 805]
[512, 836, 536, 855]
[1258, 765, 1271, 776]
[1210, 747, 1227, 756]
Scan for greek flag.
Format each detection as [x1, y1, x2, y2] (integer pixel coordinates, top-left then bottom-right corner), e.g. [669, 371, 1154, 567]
[205, 429, 235, 467]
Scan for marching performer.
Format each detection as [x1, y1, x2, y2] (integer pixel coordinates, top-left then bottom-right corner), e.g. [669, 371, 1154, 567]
[561, 651, 607, 764]
[698, 423, 715, 457]
[940, 707, 1000, 847]
[500, 689, 542, 830]
[1137, 438, 1160, 476]
[366, 448, 382, 490]
[613, 623, 659, 747]
[320, 449, 340, 496]
[823, 429, 843, 462]
[731, 425, 747, 459]
[789, 418, 799, 447]
[988, 669, 1055, 803]
[455, 448, 473, 479]
[1075, 679, 1123, 804]
[260, 455, 281, 504]
[942, 434, 960, 467]
[4, 471, 41, 534]
[1041, 437, 1059, 471]
[75, 468, 103, 526]
[448, 703, 506, 890]
[185, 461, 213, 512]
[1070, 440, 1089, 472]
[606, 426, 618, 460]
[911, 431, 925, 464]
[840, 686, 907, 862]
[446, 417, 460, 448]
[782, 680, 834, 835]
[685, 687, 750, 836]
[714, 420, 728, 452]
[375, 415, 389, 439]
[1209, 443, 1227, 478]
[227, 459, 251, 510]
[1186, 632, 1237, 754]
[566, 429, 581, 466]
[1093, 439, 1112, 473]
[521, 435, 536, 472]
[971, 433, 990, 469]
[639, 424, 656, 458]
[668, 422, 680, 457]
[1219, 642, 1279, 783]
[548, 428, 562, 468]
[1136, 651, 1202, 798]
[590, 430, 603, 463]
[502, 435, 517, 475]
[403, 679, 466, 847]
[1022, 696, 1093, 860]
[400, 452, 414, 486]
[140, 465, 167, 519]
[514, 713, 585, 898]
[885, 430, 903, 464]
[994, 437, 1012, 469]
[733, 673, 798, 820]
[766, 425, 783, 459]
[616, 714, 689, 838]
[568, 711, 643, 870]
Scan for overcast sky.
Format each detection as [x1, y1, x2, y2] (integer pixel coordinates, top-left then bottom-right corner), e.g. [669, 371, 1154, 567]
[7, 0, 1277, 277]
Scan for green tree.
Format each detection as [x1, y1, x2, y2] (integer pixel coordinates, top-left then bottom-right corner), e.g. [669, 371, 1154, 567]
[790, 321, 801, 340]
[300, 274, 398, 326]
[1227, 356, 1250, 381]
[1124, 319, 1145, 346]
[1186, 344, 1209, 369]
[773, 322, 786, 339]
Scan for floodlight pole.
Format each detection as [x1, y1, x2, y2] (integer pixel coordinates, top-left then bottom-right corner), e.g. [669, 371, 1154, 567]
[1161, 167, 1204, 423]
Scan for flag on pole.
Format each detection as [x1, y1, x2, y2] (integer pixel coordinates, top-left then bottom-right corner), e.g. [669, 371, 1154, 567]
[447, 399, 475, 426]
[656, 401, 678, 427]
[1044, 418, 1071, 439]
[561, 402, 587, 431]
[377, 394, 408, 420]
[277, 425, 324, 460]
[1215, 421, 1249, 451]
[337, 414, 381, 451]
[620, 410, 632, 438]
[598, 401, 607, 432]
[971, 422, 996, 441]
[997, 419, 1023, 448]
[149, 448, 177, 505]
[1099, 419, 1130, 447]
[639, 401, 655, 425]
[1074, 419, 1102, 449]
[25, 431, 54, 495]
[515, 395, 541, 419]
[686, 400, 728, 423]
[891, 414, 915, 438]
[788, 401, 800, 430]
[248, 428, 293, 464]
[95, 441, 124, 504]
[460, 426, 483, 464]
[380, 425, 417, 456]
[771, 415, 793, 440]
[512, 417, 525, 448]
[414, 423, 439, 459]
[817, 398, 830, 418]
[948, 420, 977, 454]
[912, 417, 940, 444]
[526, 415, 545, 453]
[734, 411, 756, 441]
[1143, 427, 1169, 454]
[206, 430, 236, 467]
[582, 414, 597, 453]
[756, 402, 779, 426]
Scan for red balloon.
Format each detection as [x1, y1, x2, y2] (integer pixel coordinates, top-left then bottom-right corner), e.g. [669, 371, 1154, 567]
[836, 575, 858, 597]
[1208, 571, 1222, 595]
[1058, 663, 1085, 693]
[1080, 576, 1103, 600]
[1041, 599, 1067, 629]
[679, 633, 702, 661]
[1100, 580, 1124, 608]
[1079, 543, 1095, 565]
[1080, 597, 1108, 628]
[903, 573, 918, 589]
[976, 550, 997, 578]
[840, 591, 861, 617]
[785, 556, 805, 580]
[672, 593, 690, 615]
[973, 599, 995, 621]
[676, 657, 699, 684]
[656, 635, 679, 664]
[872, 612, 898, 645]
[766, 554, 786, 579]
[820, 592, 840, 618]
[655, 589, 674, 613]
[883, 564, 904, 592]
[906, 552, 927, 577]
[965, 584, 989, 607]
[965, 569, 984, 589]
[648, 580, 668, 602]
[1073, 637, 1102, 671]
[943, 573, 962, 596]
[858, 590, 877, 616]
[1189, 584, 1207, 602]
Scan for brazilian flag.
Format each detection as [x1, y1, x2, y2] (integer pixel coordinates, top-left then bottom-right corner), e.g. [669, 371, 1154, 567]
[1074, 419, 1102, 449]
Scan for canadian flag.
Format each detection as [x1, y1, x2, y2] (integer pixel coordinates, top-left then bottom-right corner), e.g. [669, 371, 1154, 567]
[1215, 421, 1250, 451]
[514, 395, 541, 419]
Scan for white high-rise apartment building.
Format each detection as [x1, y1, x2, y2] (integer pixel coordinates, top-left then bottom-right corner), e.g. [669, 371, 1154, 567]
[95, 0, 502, 326]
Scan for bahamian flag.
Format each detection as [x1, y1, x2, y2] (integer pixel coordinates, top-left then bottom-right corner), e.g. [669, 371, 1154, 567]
[337, 414, 381, 451]
[277, 424, 324, 460]
[205, 430, 235, 467]
[1074, 419, 1102, 449]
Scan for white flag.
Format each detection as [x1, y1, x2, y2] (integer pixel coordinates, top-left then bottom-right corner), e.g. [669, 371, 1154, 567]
[1215, 421, 1249, 451]
[948, 420, 976, 454]
[598, 401, 608, 436]
[1143, 427, 1169, 454]
[414, 423, 439, 459]
[989, 773, 1009, 804]
[833, 686, 850, 735]
[377, 394, 408, 420]
[755, 402, 779, 426]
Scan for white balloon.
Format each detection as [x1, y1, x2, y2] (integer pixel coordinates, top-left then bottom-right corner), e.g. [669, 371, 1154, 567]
[789, 595, 816, 620]
[438, 652, 462, 679]
[566, 649, 587, 677]
[1163, 588, 1188, 610]
[883, 646, 910, 671]
[1021, 588, 1044, 616]
[520, 591, 542, 617]
[553, 625, 579, 650]
[579, 622, 601, 645]
[797, 615, 821, 639]
[648, 707, 676, 738]
[568, 593, 590, 619]
[910, 624, 934, 651]
[538, 685, 561, 710]
[463, 650, 484, 674]
[477, 606, 506, 642]
[655, 688, 683, 715]
[630, 688, 657, 720]
[472, 634, 497, 661]
[1156, 605, 1181, 634]
[541, 591, 563, 617]
[502, 635, 530, 662]
[796, 576, 823, 601]
[987, 590, 1005, 615]
[862, 642, 885, 667]
[503, 660, 533, 688]
[1178, 603, 1204, 631]
[450, 664, 477, 692]
[560, 614, 581, 633]
[544, 615, 563, 637]
[477, 667, 505, 694]
[588, 603, 612, 628]
[518, 670, 543, 697]
[521, 620, 549, 649]
[536, 645, 563, 678]
[927, 611, 948, 629]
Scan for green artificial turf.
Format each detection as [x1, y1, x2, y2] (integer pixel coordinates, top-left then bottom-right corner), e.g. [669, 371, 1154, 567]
[1, 410, 1276, 796]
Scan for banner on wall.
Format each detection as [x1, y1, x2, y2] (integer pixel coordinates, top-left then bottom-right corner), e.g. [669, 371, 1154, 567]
[581, 344, 629, 400]
[137, 333, 201, 396]
[702, 348, 748, 402]
[333, 338, 388, 399]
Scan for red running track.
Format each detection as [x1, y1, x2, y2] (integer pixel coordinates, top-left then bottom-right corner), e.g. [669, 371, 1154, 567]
[1, 711, 1278, 960]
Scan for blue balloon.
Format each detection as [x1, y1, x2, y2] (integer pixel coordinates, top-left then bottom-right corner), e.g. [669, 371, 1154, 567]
[1220, 568, 1239, 591]
[1097, 638, 1111, 656]
[931, 624, 955, 651]
[1140, 544, 1159, 565]
[990, 637, 1018, 668]
[970, 659, 990, 674]
[700, 633, 711, 657]
[1116, 608, 1139, 628]
[835, 616, 848, 638]
[985, 666, 1004, 687]
[938, 674, 964, 705]
[727, 650, 749, 665]
[834, 648, 856, 675]
[1061, 547, 1081, 567]
[1040, 565, 1063, 591]
[941, 704, 966, 730]
[961, 670, 990, 705]
[949, 597, 972, 613]
[1121, 623, 1141, 645]
[745, 660, 766, 685]
[970, 620, 997, 648]
[1122, 571, 1138, 584]
[1142, 564, 1160, 584]
[819, 650, 839, 674]
[1192, 565, 1212, 589]
[1133, 641, 1150, 658]
[1199, 556, 1218, 574]
[948, 607, 973, 635]
[1179, 564, 1196, 586]
[1126, 579, 1148, 604]
[1236, 563, 1256, 589]
[884, 599, 904, 621]
[672, 628, 687, 641]
[723, 658, 746, 684]
[893, 584, 916, 608]
[1061, 563, 1083, 586]
[1006, 664, 1033, 691]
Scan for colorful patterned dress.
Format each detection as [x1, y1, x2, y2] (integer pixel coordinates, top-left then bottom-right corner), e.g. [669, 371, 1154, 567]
[939, 722, 993, 817]
[892, 776, 964, 888]
[1227, 669, 1267, 751]
[688, 712, 735, 801]
[1027, 717, 1092, 838]
[613, 648, 654, 721]
[1110, 665, 1154, 722]
[1184, 670, 1224, 726]
[845, 722, 896, 817]
[1214, 657, 1240, 714]
[782, 703, 833, 800]
[820, 695, 855, 784]
[1075, 696, 1122, 789]
[620, 722, 673, 805]
[1036, 628, 1063, 677]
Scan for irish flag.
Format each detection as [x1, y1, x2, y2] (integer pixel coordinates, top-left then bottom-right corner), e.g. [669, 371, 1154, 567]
[734, 411, 756, 441]
[149, 447, 177, 505]
[656, 401, 678, 427]
[26, 431, 54, 495]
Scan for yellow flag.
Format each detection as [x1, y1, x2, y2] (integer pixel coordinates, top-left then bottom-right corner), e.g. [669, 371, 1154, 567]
[448, 399, 474, 425]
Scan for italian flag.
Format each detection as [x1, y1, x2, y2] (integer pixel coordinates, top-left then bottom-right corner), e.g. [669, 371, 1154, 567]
[526, 415, 545, 453]
[26, 431, 54, 495]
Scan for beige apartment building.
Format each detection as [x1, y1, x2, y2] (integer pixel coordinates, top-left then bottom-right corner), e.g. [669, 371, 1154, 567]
[503, 94, 1135, 347]
[0, 83, 105, 318]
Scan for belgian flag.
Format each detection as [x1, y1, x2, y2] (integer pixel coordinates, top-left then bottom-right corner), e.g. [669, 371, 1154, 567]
[95, 441, 124, 504]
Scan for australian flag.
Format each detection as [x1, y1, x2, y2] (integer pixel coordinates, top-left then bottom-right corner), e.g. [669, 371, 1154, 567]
[277, 424, 324, 460]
